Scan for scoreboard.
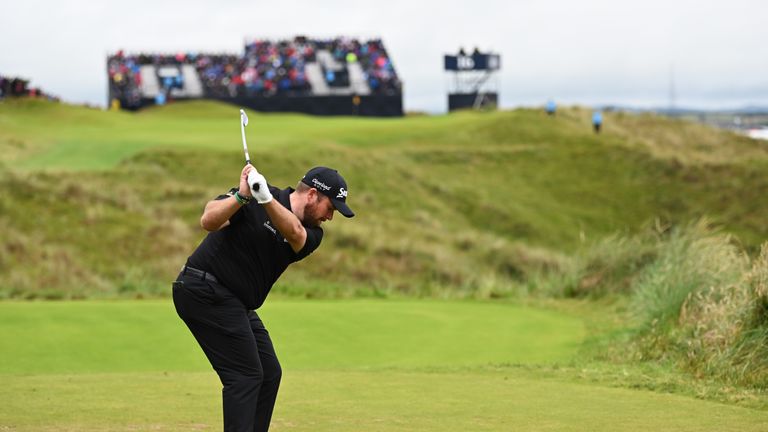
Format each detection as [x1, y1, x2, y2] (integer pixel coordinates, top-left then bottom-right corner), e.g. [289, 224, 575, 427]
[444, 53, 501, 71]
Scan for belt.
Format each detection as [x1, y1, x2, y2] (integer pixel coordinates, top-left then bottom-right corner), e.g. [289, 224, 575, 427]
[181, 265, 219, 283]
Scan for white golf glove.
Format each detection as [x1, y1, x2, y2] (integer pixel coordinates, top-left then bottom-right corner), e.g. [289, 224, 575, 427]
[247, 170, 273, 204]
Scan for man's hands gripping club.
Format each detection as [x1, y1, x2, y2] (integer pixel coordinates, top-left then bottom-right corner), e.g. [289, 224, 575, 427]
[201, 164, 308, 252]
[240, 164, 308, 252]
[199, 164, 272, 231]
[240, 164, 272, 204]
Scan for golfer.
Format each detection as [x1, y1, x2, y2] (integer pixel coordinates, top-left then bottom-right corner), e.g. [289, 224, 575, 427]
[173, 164, 354, 432]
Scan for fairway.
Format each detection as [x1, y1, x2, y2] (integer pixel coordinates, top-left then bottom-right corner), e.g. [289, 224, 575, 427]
[2, 300, 767, 431]
[0, 300, 582, 374]
[4, 370, 768, 432]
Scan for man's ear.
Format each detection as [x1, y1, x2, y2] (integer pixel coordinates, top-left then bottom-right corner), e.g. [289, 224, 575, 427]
[307, 187, 318, 201]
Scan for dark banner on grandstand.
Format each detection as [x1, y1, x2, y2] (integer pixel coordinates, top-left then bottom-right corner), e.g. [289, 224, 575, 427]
[119, 95, 402, 117]
[221, 95, 402, 117]
[444, 53, 501, 71]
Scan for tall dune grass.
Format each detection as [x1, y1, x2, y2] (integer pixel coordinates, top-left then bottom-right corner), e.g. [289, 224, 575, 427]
[630, 225, 768, 388]
[543, 221, 768, 388]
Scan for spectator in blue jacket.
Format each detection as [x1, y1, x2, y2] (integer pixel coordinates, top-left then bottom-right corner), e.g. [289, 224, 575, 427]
[546, 99, 556, 116]
[593, 110, 603, 134]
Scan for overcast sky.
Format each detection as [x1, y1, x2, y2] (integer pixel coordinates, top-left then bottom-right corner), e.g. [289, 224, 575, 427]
[1, 0, 766, 112]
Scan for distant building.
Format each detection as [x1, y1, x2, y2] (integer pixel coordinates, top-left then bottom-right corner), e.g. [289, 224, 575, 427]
[747, 127, 768, 141]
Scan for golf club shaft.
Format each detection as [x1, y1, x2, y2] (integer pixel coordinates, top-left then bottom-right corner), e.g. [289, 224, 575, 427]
[241, 123, 251, 165]
[240, 110, 259, 191]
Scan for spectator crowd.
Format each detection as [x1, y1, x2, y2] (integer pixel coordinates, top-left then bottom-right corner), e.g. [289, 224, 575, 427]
[106, 51, 144, 108]
[317, 37, 400, 94]
[0, 75, 59, 101]
[108, 36, 402, 107]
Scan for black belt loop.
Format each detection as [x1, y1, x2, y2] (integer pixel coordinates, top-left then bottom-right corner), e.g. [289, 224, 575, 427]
[182, 265, 218, 284]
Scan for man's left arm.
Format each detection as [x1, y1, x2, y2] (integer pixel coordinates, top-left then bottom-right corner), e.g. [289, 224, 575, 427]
[247, 168, 307, 253]
[263, 200, 307, 253]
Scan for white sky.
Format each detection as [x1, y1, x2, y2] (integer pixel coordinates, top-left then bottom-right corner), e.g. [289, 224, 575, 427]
[1, 0, 766, 112]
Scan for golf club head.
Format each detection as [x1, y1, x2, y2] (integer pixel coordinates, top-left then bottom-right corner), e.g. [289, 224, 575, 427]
[240, 109, 248, 127]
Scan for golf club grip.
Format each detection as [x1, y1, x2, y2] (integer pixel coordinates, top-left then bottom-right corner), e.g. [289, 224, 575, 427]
[246, 166, 259, 192]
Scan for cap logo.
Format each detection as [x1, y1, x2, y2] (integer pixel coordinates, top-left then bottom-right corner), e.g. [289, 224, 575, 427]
[311, 178, 331, 191]
[337, 188, 347, 199]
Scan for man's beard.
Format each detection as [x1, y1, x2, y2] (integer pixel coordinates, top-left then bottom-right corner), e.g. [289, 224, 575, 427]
[302, 197, 323, 227]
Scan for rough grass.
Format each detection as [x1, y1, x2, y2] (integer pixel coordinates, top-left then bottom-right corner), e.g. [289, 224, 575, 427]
[608, 110, 768, 165]
[4, 99, 768, 393]
[532, 221, 768, 390]
[3, 99, 768, 300]
[628, 224, 768, 388]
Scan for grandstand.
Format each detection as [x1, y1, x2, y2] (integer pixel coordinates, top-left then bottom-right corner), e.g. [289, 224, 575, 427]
[107, 36, 403, 116]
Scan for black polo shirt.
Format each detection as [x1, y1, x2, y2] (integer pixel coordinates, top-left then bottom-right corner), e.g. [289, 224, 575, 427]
[186, 185, 323, 310]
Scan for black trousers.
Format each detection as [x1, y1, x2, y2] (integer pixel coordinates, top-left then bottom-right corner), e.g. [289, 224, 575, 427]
[173, 274, 282, 432]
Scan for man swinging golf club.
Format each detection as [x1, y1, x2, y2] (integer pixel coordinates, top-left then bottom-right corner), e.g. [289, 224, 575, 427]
[172, 109, 354, 431]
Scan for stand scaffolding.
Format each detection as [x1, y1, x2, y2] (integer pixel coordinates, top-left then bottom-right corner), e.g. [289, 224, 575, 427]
[444, 50, 500, 111]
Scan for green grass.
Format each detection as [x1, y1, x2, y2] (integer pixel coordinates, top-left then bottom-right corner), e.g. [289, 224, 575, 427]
[0, 300, 584, 373]
[3, 99, 768, 300]
[3, 99, 768, 428]
[5, 370, 768, 431]
[2, 300, 767, 431]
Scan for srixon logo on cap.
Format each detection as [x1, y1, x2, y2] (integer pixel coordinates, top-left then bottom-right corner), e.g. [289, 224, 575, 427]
[337, 188, 347, 199]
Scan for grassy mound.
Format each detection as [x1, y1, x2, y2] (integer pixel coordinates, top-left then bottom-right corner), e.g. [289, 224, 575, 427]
[3, 98, 768, 401]
[2, 99, 768, 300]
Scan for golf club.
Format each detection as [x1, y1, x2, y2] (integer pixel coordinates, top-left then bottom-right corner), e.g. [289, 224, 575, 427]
[240, 108, 259, 191]
[240, 108, 251, 164]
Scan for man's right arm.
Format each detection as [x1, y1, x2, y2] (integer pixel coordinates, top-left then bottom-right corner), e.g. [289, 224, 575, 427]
[200, 164, 253, 231]
[200, 196, 242, 231]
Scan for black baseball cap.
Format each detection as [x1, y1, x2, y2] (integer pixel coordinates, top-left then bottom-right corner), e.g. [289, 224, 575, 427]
[301, 166, 354, 218]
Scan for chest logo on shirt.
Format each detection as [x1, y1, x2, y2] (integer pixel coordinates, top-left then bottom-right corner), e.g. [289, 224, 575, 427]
[263, 221, 277, 235]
